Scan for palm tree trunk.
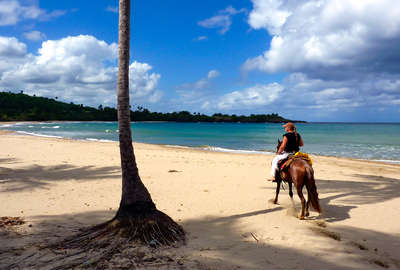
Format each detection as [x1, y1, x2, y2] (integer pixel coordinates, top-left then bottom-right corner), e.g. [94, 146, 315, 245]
[113, 0, 184, 245]
[117, 0, 155, 215]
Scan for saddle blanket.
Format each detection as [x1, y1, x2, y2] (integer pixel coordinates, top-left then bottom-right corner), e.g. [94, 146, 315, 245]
[279, 152, 312, 171]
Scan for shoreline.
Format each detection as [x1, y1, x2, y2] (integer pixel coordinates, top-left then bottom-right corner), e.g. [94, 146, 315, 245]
[1, 125, 399, 166]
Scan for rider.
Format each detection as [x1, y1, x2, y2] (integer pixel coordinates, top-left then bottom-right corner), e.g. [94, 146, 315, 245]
[269, 122, 304, 182]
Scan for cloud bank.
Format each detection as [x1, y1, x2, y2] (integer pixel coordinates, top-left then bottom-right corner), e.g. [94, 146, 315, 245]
[0, 35, 162, 107]
[244, 0, 400, 77]
[222, 0, 400, 120]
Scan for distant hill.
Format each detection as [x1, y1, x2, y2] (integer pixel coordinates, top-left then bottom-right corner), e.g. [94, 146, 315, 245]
[0, 91, 304, 123]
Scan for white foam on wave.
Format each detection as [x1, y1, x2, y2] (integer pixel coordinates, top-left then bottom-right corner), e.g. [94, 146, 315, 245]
[15, 122, 34, 125]
[86, 138, 114, 143]
[16, 131, 63, 139]
[162, 144, 275, 155]
[201, 145, 273, 155]
[370, 159, 400, 164]
[41, 126, 60, 129]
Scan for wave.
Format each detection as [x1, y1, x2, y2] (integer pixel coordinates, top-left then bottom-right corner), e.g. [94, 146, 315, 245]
[41, 126, 60, 129]
[16, 131, 63, 139]
[86, 138, 114, 143]
[200, 145, 274, 155]
[370, 159, 400, 164]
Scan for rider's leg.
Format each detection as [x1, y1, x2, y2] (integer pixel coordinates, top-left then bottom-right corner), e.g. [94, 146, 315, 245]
[269, 153, 288, 181]
[270, 155, 280, 178]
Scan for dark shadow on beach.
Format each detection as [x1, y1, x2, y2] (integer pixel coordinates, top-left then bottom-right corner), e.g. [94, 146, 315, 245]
[260, 174, 400, 223]
[1, 207, 398, 269]
[0, 163, 120, 193]
[317, 174, 400, 223]
[181, 210, 400, 269]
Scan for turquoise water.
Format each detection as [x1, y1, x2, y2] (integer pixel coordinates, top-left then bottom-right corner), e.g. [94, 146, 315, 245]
[1, 122, 399, 163]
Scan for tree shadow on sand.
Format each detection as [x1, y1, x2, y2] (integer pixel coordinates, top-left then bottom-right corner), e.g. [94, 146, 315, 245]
[0, 157, 21, 164]
[1, 207, 398, 269]
[316, 174, 400, 223]
[0, 163, 120, 193]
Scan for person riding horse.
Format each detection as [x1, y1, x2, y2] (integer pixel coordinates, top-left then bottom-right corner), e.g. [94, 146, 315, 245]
[269, 123, 321, 219]
[270, 122, 304, 182]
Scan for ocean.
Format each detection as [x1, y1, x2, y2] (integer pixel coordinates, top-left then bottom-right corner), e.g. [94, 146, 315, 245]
[1, 122, 399, 163]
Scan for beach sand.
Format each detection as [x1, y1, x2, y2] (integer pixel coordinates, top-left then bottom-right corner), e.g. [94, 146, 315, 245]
[1, 131, 399, 269]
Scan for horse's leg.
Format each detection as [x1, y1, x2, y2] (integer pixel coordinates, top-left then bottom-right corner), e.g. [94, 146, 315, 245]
[273, 180, 281, 204]
[296, 185, 306, 220]
[305, 192, 310, 217]
[288, 181, 293, 199]
[273, 172, 282, 204]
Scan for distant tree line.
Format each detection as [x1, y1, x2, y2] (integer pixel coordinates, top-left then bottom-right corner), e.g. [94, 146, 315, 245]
[0, 91, 304, 123]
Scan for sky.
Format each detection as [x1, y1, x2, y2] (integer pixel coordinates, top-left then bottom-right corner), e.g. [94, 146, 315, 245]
[0, 0, 400, 122]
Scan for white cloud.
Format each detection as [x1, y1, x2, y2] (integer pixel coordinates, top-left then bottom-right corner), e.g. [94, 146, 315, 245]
[278, 72, 400, 115]
[198, 6, 246, 34]
[0, 36, 27, 76]
[201, 101, 210, 109]
[23, 30, 46, 41]
[177, 69, 220, 91]
[0, 35, 162, 107]
[130, 61, 161, 99]
[248, 0, 291, 35]
[217, 83, 283, 110]
[0, 0, 19, 25]
[106, 6, 118, 13]
[196, 36, 208, 41]
[375, 79, 400, 93]
[170, 70, 221, 110]
[0, 0, 65, 26]
[207, 69, 220, 79]
[0, 36, 26, 57]
[148, 90, 163, 103]
[244, 0, 400, 77]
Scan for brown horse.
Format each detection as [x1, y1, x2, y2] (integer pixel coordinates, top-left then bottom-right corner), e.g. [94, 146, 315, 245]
[273, 140, 322, 219]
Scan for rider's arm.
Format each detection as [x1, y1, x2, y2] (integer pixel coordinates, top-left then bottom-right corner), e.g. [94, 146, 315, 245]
[299, 136, 304, 147]
[278, 136, 288, 154]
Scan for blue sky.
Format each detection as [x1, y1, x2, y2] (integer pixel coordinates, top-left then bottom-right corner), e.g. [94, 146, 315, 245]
[0, 0, 400, 122]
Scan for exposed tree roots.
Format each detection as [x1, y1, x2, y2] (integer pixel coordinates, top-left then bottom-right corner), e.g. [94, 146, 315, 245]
[6, 210, 186, 269]
[62, 209, 185, 249]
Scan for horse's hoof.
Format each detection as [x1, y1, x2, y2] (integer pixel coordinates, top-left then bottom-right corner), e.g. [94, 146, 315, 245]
[273, 200, 278, 204]
[298, 215, 305, 220]
[305, 212, 310, 217]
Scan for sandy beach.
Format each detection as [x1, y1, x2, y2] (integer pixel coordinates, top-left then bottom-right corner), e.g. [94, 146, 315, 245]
[1, 130, 400, 269]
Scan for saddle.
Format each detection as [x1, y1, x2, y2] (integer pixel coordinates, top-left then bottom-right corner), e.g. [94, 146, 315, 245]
[277, 152, 312, 181]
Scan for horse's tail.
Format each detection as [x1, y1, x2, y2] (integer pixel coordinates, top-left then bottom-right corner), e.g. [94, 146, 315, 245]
[305, 166, 322, 213]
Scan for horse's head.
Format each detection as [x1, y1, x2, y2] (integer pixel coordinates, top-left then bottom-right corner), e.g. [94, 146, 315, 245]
[276, 139, 282, 154]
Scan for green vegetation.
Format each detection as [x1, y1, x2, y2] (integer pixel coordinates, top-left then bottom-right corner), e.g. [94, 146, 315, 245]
[0, 91, 303, 123]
